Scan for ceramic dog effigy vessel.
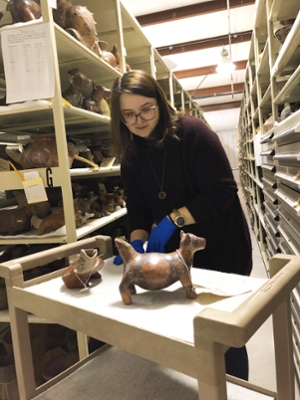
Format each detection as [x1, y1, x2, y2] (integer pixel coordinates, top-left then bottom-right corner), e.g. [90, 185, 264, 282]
[115, 232, 206, 305]
[62, 248, 104, 289]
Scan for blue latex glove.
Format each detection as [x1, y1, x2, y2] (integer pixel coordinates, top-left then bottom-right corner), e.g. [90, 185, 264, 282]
[146, 216, 176, 253]
[113, 239, 144, 265]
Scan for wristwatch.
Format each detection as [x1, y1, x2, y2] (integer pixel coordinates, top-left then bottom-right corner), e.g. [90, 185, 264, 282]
[170, 209, 185, 228]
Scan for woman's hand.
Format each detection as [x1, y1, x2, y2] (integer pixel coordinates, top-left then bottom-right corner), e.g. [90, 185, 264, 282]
[146, 216, 176, 253]
[113, 239, 145, 265]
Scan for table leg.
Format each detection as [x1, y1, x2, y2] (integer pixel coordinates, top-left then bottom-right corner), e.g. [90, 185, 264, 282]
[77, 331, 89, 359]
[194, 339, 228, 400]
[273, 297, 295, 400]
[7, 296, 36, 400]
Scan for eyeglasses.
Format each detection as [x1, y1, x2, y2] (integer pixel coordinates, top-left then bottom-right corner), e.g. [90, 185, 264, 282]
[121, 104, 157, 126]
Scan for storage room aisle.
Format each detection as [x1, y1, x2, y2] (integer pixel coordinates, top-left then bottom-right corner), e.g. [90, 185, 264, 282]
[239, 188, 300, 399]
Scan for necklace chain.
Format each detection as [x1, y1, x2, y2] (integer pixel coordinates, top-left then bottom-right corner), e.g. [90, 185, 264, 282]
[148, 149, 166, 200]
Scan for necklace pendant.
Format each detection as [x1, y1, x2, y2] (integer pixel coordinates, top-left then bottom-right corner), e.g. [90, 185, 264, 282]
[158, 191, 166, 200]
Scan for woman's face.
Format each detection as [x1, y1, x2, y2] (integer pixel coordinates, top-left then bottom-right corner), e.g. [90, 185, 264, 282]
[119, 93, 159, 139]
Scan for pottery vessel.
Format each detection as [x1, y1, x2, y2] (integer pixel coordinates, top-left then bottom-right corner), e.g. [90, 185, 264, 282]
[98, 41, 117, 68]
[83, 84, 111, 115]
[53, 0, 101, 57]
[5, 134, 78, 169]
[0, 206, 32, 235]
[115, 231, 206, 305]
[62, 248, 104, 289]
[6, 0, 41, 23]
[63, 68, 92, 108]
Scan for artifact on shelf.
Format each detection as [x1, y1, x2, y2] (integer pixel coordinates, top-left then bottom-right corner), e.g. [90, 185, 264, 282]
[75, 191, 98, 216]
[5, 134, 77, 168]
[98, 41, 117, 68]
[280, 103, 294, 121]
[0, 352, 19, 399]
[5, 133, 100, 170]
[273, 19, 295, 45]
[280, 102, 300, 121]
[4, 324, 48, 381]
[111, 44, 131, 72]
[42, 346, 78, 381]
[83, 84, 111, 116]
[263, 114, 274, 133]
[0, 206, 32, 235]
[53, 0, 101, 57]
[63, 68, 93, 108]
[115, 231, 206, 305]
[12, 189, 52, 218]
[6, 0, 41, 23]
[62, 248, 104, 289]
[37, 205, 91, 235]
[71, 143, 94, 168]
[113, 192, 125, 209]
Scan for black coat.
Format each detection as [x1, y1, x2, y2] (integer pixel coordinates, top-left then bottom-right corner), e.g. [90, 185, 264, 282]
[121, 115, 252, 276]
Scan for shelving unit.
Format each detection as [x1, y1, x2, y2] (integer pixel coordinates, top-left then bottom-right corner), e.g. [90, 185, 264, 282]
[238, 0, 300, 383]
[0, 0, 205, 363]
[0, 0, 203, 245]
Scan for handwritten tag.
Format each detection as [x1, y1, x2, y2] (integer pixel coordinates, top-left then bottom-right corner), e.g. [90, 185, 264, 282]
[1, 23, 55, 103]
[23, 177, 48, 204]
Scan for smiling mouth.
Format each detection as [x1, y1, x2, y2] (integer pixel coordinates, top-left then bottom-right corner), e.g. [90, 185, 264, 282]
[136, 124, 148, 129]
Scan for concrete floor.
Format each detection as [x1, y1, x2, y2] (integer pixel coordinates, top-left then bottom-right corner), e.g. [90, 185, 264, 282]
[239, 189, 300, 398]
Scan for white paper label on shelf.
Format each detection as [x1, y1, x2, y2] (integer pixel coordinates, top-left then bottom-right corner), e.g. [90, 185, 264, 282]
[23, 170, 40, 180]
[23, 177, 48, 204]
[49, 0, 57, 8]
[1, 23, 55, 103]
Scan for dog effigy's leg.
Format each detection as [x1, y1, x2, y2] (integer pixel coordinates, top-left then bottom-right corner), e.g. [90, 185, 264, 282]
[119, 276, 134, 305]
[180, 272, 197, 299]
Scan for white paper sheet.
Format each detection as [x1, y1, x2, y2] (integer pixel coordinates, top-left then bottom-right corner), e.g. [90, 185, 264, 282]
[193, 270, 258, 296]
[1, 22, 55, 103]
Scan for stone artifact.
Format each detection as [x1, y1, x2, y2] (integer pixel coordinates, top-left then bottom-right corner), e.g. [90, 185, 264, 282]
[53, 0, 101, 57]
[6, 0, 41, 23]
[0, 206, 32, 235]
[62, 248, 104, 289]
[63, 68, 92, 108]
[115, 231, 206, 305]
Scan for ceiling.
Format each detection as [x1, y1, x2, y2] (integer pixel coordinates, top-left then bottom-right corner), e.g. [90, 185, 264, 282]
[123, 0, 256, 132]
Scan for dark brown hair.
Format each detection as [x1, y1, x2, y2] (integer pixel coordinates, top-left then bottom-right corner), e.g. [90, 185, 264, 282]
[110, 70, 179, 159]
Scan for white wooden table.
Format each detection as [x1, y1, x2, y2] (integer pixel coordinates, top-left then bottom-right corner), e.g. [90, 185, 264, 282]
[0, 235, 299, 400]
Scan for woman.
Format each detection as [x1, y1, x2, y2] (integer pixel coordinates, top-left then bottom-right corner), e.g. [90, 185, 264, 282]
[111, 70, 252, 379]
